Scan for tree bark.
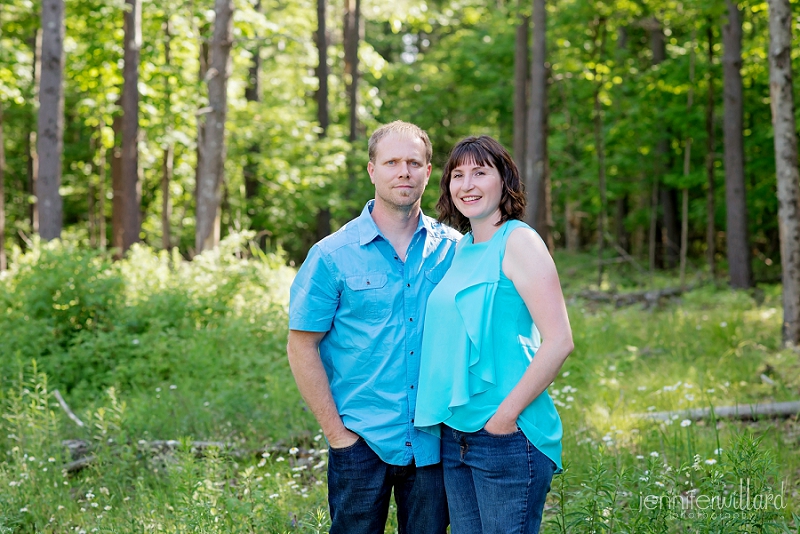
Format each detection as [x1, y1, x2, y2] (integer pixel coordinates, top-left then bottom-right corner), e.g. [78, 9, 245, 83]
[680, 31, 696, 289]
[195, 0, 233, 254]
[114, 0, 142, 255]
[316, 0, 329, 135]
[513, 1, 529, 175]
[36, 0, 66, 241]
[721, 0, 753, 288]
[96, 123, 107, 250]
[343, 0, 360, 142]
[28, 29, 42, 235]
[316, 0, 331, 239]
[706, 22, 717, 278]
[767, 0, 800, 345]
[649, 19, 666, 272]
[162, 15, 174, 250]
[524, 0, 548, 244]
[593, 82, 607, 287]
[0, 103, 6, 271]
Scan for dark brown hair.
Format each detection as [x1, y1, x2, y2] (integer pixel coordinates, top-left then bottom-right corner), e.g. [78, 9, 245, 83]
[436, 135, 526, 232]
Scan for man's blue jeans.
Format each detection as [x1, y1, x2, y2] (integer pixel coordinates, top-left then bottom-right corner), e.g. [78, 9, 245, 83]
[441, 425, 556, 534]
[327, 437, 448, 534]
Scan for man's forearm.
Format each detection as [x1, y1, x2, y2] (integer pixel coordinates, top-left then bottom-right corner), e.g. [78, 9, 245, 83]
[286, 332, 358, 447]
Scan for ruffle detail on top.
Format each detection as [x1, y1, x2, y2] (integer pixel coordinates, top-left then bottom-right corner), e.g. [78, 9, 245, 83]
[447, 220, 527, 408]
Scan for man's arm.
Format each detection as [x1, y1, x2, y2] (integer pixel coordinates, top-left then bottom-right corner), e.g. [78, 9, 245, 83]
[287, 330, 360, 449]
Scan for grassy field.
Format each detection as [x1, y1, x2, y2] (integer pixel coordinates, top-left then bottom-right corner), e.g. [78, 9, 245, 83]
[0, 236, 798, 533]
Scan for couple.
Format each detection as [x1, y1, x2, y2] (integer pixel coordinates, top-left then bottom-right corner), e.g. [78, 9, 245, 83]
[287, 121, 573, 534]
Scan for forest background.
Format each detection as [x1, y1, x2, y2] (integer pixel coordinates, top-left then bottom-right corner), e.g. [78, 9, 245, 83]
[3, 0, 800, 531]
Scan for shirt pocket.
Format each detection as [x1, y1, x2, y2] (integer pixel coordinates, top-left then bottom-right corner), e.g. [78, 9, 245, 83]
[424, 265, 448, 285]
[345, 272, 390, 322]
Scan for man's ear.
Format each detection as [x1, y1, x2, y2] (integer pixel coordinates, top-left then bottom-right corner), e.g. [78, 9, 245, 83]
[367, 161, 376, 184]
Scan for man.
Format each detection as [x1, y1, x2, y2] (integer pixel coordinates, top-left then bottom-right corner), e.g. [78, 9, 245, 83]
[287, 121, 461, 533]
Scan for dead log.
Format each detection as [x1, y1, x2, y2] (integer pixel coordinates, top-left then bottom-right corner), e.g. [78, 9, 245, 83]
[578, 286, 686, 308]
[639, 400, 800, 422]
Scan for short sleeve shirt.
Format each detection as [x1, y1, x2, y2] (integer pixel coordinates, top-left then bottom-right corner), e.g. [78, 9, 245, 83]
[289, 201, 461, 466]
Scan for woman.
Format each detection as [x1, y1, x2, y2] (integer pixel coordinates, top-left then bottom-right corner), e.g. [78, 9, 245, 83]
[415, 136, 573, 534]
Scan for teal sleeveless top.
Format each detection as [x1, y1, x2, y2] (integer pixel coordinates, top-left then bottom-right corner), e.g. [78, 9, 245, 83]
[415, 220, 563, 471]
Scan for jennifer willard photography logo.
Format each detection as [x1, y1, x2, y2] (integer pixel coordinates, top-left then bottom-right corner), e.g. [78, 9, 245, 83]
[637, 479, 787, 519]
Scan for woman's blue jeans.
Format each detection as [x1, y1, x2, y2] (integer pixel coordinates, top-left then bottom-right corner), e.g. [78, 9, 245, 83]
[442, 425, 556, 534]
[327, 437, 449, 534]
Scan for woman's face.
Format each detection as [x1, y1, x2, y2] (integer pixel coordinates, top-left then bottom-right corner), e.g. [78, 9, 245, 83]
[448, 158, 503, 225]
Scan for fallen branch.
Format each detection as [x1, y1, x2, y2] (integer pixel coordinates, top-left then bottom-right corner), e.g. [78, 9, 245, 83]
[578, 286, 686, 308]
[638, 400, 800, 422]
[54, 389, 85, 428]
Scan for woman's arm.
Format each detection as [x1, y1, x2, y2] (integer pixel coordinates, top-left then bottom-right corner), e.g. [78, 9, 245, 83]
[483, 227, 574, 435]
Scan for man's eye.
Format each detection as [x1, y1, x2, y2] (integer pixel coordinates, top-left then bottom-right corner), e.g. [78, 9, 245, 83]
[386, 160, 395, 165]
[410, 161, 420, 167]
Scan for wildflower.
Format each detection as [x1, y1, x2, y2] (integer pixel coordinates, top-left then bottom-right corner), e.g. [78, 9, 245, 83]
[91, 502, 99, 508]
[104, 506, 112, 511]
[48, 457, 56, 463]
[155, 387, 161, 392]
[650, 451, 659, 458]
[276, 456, 285, 462]
[99, 487, 109, 496]
[58, 505, 65, 510]
[85, 491, 95, 500]
[720, 322, 727, 328]
[680, 419, 691, 427]
[314, 434, 323, 441]
[705, 458, 717, 465]
[637, 386, 647, 391]
[639, 476, 649, 482]
[169, 385, 177, 390]
[289, 447, 299, 455]
[132, 339, 140, 345]
[566, 396, 574, 402]
[655, 481, 664, 487]
[714, 448, 723, 455]
[684, 394, 694, 401]
[20, 507, 28, 513]
[562, 371, 570, 377]
[608, 365, 617, 372]
[707, 388, 716, 393]
[269, 494, 279, 499]
[261, 452, 271, 458]
[8, 481, 16, 487]
[636, 455, 644, 460]
[258, 458, 267, 467]
[647, 406, 656, 411]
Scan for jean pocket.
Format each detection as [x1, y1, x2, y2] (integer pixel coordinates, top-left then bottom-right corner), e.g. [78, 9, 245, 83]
[480, 426, 522, 438]
[329, 436, 364, 454]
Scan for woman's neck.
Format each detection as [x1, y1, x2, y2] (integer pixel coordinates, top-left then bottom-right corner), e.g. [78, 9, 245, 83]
[469, 212, 503, 243]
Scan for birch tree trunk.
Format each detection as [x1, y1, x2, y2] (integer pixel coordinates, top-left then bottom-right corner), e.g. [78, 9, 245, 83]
[649, 19, 666, 272]
[243, 1, 261, 204]
[767, 0, 800, 345]
[722, 0, 753, 288]
[36, 0, 65, 241]
[514, 0, 528, 176]
[680, 31, 696, 289]
[195, 0, 233, 254]
[524, 0, 549, 244]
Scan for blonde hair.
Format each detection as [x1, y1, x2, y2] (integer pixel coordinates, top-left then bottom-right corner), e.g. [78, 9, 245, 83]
[368, 121, 432, 164]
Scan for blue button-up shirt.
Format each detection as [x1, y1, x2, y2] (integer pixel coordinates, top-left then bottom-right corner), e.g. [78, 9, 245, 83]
[289, 201, 461, 466]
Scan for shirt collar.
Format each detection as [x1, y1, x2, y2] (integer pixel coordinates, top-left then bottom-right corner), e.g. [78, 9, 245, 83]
[357, 200, 431, 246]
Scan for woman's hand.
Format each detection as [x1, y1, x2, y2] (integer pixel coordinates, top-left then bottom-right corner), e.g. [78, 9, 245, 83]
[483, 413, 518, 435]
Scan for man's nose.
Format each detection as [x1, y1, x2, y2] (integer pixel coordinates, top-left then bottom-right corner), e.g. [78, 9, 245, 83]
[398, 162, 410, 177]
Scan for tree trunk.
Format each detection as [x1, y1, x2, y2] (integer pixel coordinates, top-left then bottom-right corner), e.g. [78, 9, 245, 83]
[28, 29, 42, 235]
[36, 0, 66, 241]
[524, 0, 548, 244]
[343, 0, 360, 142]
[706, 21, 717, 278]
[316, 0, 329, 135]
[721, 0, 753, 288]
[243, 1, 261, 202]
[680, 31, 696, 289]
[594, 83, 607, 287]
[767, 0, 800, 345]
[113, 0, 142, 255]
[195, 0, 233, 254]
[649, 19, 666, 272]
[513, 0, 529, 174]
[0, 103, 6, 271]
[162, 15, 174, 250]
[316, 0, 331, 238]
[96, 122, 107, 250]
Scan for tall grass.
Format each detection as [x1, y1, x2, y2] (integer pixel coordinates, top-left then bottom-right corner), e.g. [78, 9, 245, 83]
[0, 238, 797, 532]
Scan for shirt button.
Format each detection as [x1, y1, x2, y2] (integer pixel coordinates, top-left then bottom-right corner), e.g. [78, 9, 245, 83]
[409, 318, 413, 322]
[410, 385, 415, 389]
[407, 283, 410, 287]
[405, 441, 412, 446]
[411, 419, 415, 423]
[410, 351, 414, 355]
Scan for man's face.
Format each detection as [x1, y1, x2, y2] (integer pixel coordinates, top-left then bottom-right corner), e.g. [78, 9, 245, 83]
[367, 133, 432, 211]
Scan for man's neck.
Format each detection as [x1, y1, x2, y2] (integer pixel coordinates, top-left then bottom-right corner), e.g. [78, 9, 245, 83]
[371, 200, 422, 261]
